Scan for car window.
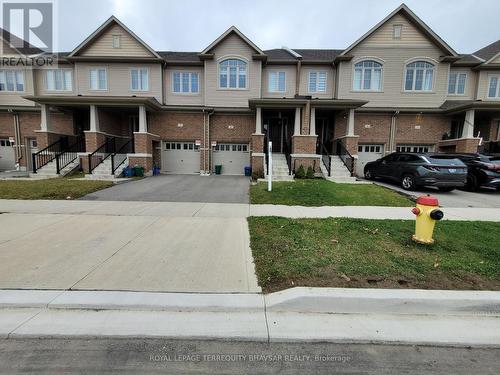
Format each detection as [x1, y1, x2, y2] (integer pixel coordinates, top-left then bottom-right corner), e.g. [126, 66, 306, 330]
[426, 156, 466, 166]
[384, 154, 399, 162]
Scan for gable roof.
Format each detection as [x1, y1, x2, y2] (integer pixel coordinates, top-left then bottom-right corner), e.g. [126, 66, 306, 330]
[200, 26, 265, 55]
[0, 27, 45, 56]
[340, 3, 457, 57]
[473, 40, 500, 62]
[68, 16, 161, 58]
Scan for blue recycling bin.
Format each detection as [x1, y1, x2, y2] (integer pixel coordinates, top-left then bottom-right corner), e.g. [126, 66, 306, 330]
[244, 166, 252, 176]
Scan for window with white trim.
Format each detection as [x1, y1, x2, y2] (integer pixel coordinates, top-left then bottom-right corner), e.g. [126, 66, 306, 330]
[404, 61, 434, 91]
[487, 75, 500, 98]
[396, 144, 433, 153]
[131, 68, 149, 91]
[393, 24, 402, 39]
[353, 60, 382, 91]
[219, 59, 247, 89]
[308, 71, 327, 93]
[89, 68, 107, 90]
[173, 72, 199, 93]
[214, 143, 248, 152]
[45, 69, 72, 91]
[0, 70, 24, 92]
[448, 72, 466, 95]
[268, 71, 286, 92]
[112, 35, 121, 48]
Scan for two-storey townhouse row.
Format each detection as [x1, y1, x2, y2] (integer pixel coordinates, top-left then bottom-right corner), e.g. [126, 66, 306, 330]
[1, 3, 499, 178]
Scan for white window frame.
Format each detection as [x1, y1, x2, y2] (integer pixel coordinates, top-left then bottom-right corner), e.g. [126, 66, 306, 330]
[403, 60, 435, 92]
[0, 70, 25, 92]
[308, 71, 327, 93]
[393, 24, 402, 39]
[396, 144, 434, 153]
[130, 68, 149, 92]
[89, 67, 108, 91]
[45, 69, 73, 92]
[268, 71, 286, 93]
[352, 59, 383, 92]
[112, 34, 121, 49]
[172, 71, 199, 94]
[447, 71, 467, 95]
[218, 58, 248, 90]
[487, 75, 500, 99]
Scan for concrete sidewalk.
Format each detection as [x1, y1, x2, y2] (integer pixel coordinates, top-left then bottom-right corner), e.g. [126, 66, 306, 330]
[1, 199, 500, 221]
[1, 288, 499, 346]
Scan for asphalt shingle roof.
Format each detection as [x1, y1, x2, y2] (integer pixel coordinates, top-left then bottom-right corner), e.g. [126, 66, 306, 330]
[157, 51, 200, 62]
[473, 40, 500, 61]
[292, 49, 343, 61]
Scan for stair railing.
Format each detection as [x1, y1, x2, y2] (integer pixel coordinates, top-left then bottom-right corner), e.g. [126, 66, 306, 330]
[320, 143, 331, 177]
[32, 137, 64, 173]
[57, 136, 85, 174]
[87, 137, 116, 174]
[336, 139, 355, 176]
[111, 138, 134, 175]
[283, 141, 292, 175]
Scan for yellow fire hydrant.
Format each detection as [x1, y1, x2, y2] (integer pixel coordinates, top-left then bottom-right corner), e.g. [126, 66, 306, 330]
[411, 195, 444, 245]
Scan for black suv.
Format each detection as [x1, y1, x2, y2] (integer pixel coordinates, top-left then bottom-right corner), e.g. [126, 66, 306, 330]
[364, 152, 467, 191]
[431, 153, 500, 191]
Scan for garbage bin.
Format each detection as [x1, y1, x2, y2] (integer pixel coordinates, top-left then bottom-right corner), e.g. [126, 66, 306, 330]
[215, 165, 222, 175]
[244, 166, 252, 176]
[123, 166, 133, 177]
[134, 165, 144, 177]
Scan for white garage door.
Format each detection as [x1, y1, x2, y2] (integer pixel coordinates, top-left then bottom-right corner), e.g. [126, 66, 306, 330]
[356, 144, 384, 176]
[213, 143, 250, 175]
[162, 141, 200, 174]
[0, 139, 15, 171]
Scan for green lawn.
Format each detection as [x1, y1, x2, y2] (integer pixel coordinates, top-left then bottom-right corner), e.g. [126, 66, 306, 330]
[248, 217, 500, 292]
[0, 177, 114, 200]
[250, 179, 412, 206]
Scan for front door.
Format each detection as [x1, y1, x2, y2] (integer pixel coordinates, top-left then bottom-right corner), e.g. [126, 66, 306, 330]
[268, 118, 283, 153]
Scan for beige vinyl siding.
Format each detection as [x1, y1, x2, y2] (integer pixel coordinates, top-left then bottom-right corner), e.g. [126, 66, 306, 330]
[0, 67, 35, 106]
[477, 70, 500, 100]
[164, 66, 204, 105]
[338, 46, 449, 108]
[363, 14, 438, 49]
[79, 24, 155, 57]
[445, 68, 476, 99]
[299, 65, 335, 98]
[34, 66, 75, 96]
[262, 65, 296, 98]
[204, 33, 261, 108]
[75, 62, 162, 101]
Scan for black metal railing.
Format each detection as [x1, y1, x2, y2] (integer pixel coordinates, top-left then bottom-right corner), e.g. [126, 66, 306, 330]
[336, 139, 354, 176]
[88, 137, 116, 174]
[111, 138, 134, 175]
[283, 141, 292, 175]
[32, 135, 84, 174]
[320, 143, 331, 177]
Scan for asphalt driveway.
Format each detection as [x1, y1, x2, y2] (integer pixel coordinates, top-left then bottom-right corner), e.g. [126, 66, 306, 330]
[369, 179, 500, 208]
[82, 175, 250, 203]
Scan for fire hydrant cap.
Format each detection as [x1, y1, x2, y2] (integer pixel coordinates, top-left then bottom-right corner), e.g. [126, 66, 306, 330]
[416, 195, 439, 206]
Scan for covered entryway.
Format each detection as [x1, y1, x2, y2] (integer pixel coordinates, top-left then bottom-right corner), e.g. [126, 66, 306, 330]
[356, 144, 384, 176]
[263, 109, 294, 154]
[162, 141, 200, 174]
[212, 143, 250, 175]
[0, 139, 15, 171]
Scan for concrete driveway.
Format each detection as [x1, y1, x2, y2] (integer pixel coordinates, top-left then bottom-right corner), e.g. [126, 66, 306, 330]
[0, 211, 259, 293]
[82, 175, 250, 203]
[369, 179, 500, 208]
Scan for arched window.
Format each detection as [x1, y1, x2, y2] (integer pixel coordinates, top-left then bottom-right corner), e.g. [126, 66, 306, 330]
[219, 59, 247, 89]
[404, 61, 434, 91]
[353, 60, 382, 91]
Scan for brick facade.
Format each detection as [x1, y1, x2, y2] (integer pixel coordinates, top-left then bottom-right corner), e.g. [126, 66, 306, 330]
[292, 135, 317, 154]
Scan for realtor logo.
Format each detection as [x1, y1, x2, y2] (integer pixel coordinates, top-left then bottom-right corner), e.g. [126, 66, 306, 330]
[1, 1, 54, 55]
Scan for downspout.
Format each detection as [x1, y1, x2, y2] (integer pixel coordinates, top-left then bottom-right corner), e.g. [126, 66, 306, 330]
[10, 109, 22, 168]
[295, 60, 301, 96]
[389, 111, 399, 153]
[206, 108, 215, 174]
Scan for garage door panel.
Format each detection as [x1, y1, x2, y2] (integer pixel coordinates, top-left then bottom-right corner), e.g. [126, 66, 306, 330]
[162, 141, 200, 174]
[0, 139, 15, 171]
[213, 143, 249, 175]
[356, 144, 384, 176]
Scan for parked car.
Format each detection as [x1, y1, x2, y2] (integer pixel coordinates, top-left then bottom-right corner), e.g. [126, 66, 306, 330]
[364, 152, 467, 191]
[430, 153, 500, 191]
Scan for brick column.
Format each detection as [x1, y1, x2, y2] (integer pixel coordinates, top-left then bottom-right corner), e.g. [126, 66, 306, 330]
[130, 132, 160, 174]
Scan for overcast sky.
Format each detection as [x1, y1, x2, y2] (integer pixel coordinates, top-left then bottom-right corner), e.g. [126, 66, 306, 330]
[55, 0, 499, 54]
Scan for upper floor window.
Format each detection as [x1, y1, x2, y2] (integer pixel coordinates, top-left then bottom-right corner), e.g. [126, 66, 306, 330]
[219, 59, 247, 89]
[131, 68, 149, 91]
[173, 72, 199, 93]
[112, 35, 121, 48]
[488, 76, 500, 98]
[448, 72, 466, 95]
[89, 68, 107, 90]
[404, 61, 434, 91]
[0, 70, 24, 92]
[308, 71, 327, 93]
[45, 69, 72, 91]
[268, 71, 286, 92]
[353, 60, 382, 91]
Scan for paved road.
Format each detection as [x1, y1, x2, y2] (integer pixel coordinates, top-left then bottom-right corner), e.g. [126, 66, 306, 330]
[0, 338, 498, 374]
[82, 174, 251, 203]
[0, 212, 259, 293]
[370, 179, 500, 208]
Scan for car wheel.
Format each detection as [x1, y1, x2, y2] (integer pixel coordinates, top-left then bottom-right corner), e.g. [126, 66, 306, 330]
[466, 175, 479, 192]
[364, 169, 374, 180]
[401, 174, 417, 191]
[438, 187, 455, 192]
